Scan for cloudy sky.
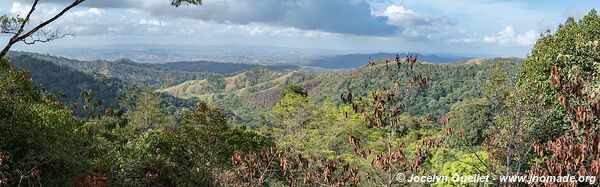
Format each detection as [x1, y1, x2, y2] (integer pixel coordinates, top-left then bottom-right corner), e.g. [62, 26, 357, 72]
[0, 0, 598, 57]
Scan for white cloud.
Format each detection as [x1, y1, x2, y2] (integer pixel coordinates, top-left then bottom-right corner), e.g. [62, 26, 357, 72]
[174, 21, 338, 39]
[379, 5, 453, 39]
[1, 0, 565, 56]
[515, 30, 537, 46]
[383, 5, 450, 27]
[10, 2, 29, 16]
[448, 37, 476, 44]
[71, 8, 104, 17]
[139, 19, 164, 26]
[483, 26, 538, 46]
[383, 0, 553, 46]
[3, 3, 337, 39]
[383, 5, 421, 26]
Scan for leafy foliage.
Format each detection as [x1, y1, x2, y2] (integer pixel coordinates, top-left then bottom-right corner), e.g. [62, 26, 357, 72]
[517, 10, 600, 185]
[445, 98, 491, 147]
[0, 58, 88, 185]
[431, 149, 490, 186]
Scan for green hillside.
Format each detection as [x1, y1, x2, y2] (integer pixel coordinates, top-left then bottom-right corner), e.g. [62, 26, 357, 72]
[9, 52, 210, 87]
[13, 51, 521, 127]
[10, 55, 124, 116]
[157, 56, 522, 129]
[158, 68, 314, 102]
[158, 68, 317, 128]
[309, 57, 523, 116]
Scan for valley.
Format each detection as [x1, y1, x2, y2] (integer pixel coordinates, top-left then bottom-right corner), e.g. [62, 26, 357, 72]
[8, 51, 522, 129]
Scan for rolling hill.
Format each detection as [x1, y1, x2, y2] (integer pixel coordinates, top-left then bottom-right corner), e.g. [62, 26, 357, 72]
[307, 57, 523, 116]
[157, 56, 522, 128]
[7, 51, 523, 128]
[157, 68, 314, 102]
[157, 68, 316, 128]
[10, 54, 123, 115]
[7, 52, 303, 88]
[9, 52, 209, 87]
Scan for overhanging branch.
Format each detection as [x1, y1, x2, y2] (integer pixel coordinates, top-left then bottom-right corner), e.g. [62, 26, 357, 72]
[0, 0, 86, 58]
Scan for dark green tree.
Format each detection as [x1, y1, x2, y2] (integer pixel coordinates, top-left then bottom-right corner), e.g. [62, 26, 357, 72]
[520, 10, 600, 184]
[445, 98, 491, 147]
[282, 85, 307, 97]
[0, 58, 88, 186]
[484, 62, 511, 113]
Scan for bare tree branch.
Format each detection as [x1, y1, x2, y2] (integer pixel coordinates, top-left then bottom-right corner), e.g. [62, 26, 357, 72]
[22, 29, 74, 45]
[0, 0, 86, 58]
[16, 0, 39, 36]
[15, 0, 85, 44]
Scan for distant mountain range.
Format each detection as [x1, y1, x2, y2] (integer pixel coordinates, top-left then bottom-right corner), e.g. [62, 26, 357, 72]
[41, 44, 341, 64]
[307, 53, 472, 69]
[32, 45, 476, 69]
[155, 61, 298, 74]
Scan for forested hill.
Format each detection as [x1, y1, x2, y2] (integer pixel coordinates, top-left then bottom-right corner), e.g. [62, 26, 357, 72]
[7, 52, 301, 87]
[156, 56, 523, 128]
[7, 50, 523, 126]
[158, 68, 313, 100]
[8, 52, 209, 87]
[307, 52, 472, 69]
[309, 57, 523, 116]
[10, 54, 123, 115]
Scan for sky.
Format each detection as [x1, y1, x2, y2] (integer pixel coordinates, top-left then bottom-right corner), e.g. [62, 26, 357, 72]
[0, 0, 598, 57]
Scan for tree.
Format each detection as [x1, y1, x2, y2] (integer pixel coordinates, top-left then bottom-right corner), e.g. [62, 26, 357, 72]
[0, 1, 93, 182]
[123, 87, 175, 131]
[484, 10, 600, 186]
[430, 149, 491, 187]
[171, 0, 202, 7]
[445, 98, 491, 147]
[266, 89, 369, 157]
[484, 62, 511, 114]
[224, 84, 370, 186]
[520, 10, 600, 186]
[0, 0, 228, 185]
[94, 95, 232, 185]
[266, 86, 321, 152]
[0, 58, 88, 186]
[282, 85, 307, 97]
